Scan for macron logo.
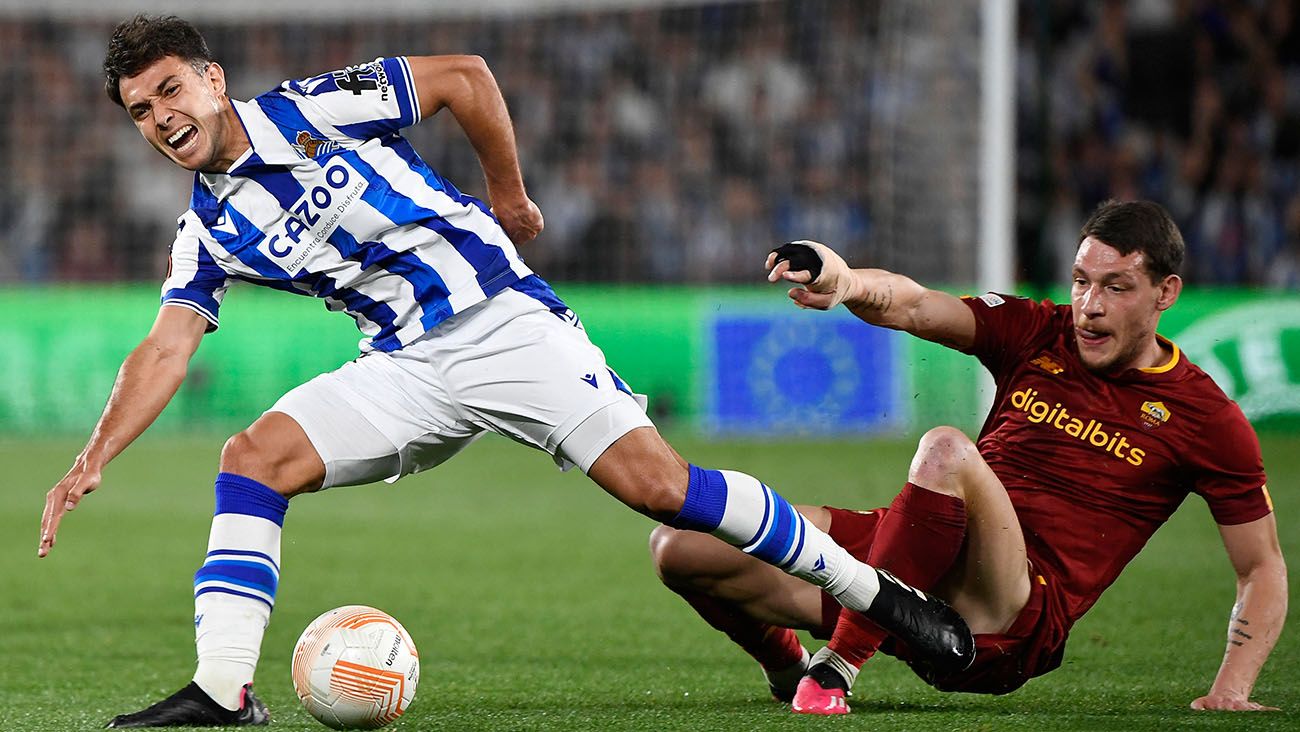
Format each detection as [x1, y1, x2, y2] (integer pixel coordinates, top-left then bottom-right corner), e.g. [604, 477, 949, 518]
[213, 211, 238, 237]
[580, 373, 599, 388]
[811, 554, 826, 572]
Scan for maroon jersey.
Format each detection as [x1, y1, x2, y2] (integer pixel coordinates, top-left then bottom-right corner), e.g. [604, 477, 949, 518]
[962, 294, 1271, 625]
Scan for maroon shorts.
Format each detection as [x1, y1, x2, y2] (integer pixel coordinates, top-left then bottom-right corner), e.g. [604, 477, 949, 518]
[817, 506, 1070, 695]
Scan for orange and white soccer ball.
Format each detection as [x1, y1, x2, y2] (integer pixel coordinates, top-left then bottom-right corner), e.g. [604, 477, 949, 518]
[291, 605, 420, 729]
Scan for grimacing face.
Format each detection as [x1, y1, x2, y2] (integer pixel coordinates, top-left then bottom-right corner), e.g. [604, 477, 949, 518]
[1070, 236, 1180, 373]
[118, 55, 241, 172]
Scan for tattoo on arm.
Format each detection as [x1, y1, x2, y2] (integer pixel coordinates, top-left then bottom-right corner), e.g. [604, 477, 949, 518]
[861, 284, 892, 312]
[1230, 617, 1252, 646]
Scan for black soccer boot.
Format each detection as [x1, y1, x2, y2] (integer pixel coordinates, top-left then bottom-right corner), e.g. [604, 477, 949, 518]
[864, 568, 976, 676]
[106, 681, 270, 728]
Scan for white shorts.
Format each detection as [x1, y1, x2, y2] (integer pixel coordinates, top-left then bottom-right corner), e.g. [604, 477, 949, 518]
[269, 289, 653, 489]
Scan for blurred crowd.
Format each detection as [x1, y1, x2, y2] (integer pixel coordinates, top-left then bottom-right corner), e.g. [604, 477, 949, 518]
[1022, 0, 1300, 288]
[3, 0, 1300, 287]
[0, 1, 870, 285]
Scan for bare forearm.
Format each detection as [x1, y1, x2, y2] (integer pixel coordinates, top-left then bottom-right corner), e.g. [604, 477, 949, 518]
[1208, 569, 1287, 699]
[443, 57, 526, 202]
[843, 269, 974, 349]
[40, 306, 203, 557]
[80, 339, 189, 469]
[843, 269, 922, 327]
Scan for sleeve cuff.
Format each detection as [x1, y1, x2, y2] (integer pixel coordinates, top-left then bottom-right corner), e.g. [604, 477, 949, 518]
[161, 299, 220, 333]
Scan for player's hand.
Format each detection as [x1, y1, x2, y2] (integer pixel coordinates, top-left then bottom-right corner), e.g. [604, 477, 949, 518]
[1190, 693, 1279, 712]
[765, 240, 860, 310]
[39, 457, 102, 558]
[491, 196, 544, 245]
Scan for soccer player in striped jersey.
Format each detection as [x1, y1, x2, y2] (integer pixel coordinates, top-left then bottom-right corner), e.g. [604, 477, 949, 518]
[37, 15, 972, 728]
[652, 202, 1286, 714]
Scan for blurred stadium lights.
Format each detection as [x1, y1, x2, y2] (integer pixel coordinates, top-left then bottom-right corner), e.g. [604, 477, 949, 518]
[0, 0, 752, 20]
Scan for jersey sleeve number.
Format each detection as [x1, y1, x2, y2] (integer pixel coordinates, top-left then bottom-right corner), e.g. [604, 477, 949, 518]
[333, 67, 379, 95]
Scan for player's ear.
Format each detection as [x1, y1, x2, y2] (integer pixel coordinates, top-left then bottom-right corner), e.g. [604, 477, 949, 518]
[205, 61, 228, 98]
[1155, 274, 1181, 312]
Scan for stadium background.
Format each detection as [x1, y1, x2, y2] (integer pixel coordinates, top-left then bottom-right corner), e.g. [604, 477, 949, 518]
[2, 1, 1298, 730]
[6, 0, 1300, 437]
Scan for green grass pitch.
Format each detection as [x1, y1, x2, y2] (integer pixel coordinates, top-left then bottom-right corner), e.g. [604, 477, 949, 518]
[3, 433, 1296, 731]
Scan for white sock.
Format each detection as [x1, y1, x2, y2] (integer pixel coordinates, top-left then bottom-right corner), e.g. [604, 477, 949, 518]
[193, 597, 268, 710]
[810, 646, 860, 689]
[191, 474, 287, 711]
[671, 465, 881, 611]
[828, 563, 882, 614]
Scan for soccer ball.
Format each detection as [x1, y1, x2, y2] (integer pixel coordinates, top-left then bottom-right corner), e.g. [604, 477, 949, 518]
[291, 605, 420, 729]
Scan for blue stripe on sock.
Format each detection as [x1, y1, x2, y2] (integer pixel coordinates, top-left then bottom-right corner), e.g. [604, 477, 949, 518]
[194, 586, 275, 610]
[669, 465, 728, 532]
[741, 484, 774, 549]
[206, 549, 280, 573]
[214, 473, 289, 526]
[746, 486, 800, 565]
[779, 507, 807, 570]
[195, 560, 279, 595]
[193, 573, 277, 598]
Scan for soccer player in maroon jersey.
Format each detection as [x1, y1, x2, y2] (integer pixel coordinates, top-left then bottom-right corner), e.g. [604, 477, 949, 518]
[650, 200, 1287, 714]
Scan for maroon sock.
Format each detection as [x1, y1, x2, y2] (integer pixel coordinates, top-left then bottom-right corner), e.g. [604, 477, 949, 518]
[677, 591, 805, 670]
[827, 482, 968, 667]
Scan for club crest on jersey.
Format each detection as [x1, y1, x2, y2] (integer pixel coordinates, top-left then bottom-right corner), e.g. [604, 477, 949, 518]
[1139, 400, 1171, 430]
[1029, 354, 1065, 375]
[292, 131, 339, 159]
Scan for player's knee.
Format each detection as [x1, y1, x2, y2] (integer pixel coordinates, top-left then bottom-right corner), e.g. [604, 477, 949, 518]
[220, 430, 262, 476]
[648, 525, 684, 583]
[219, 430, 309, 498]
[909, 426, 980, 497]
[648, 525, 713, 590]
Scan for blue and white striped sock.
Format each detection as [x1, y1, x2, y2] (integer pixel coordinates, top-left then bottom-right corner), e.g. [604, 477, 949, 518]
[191, 473, 287, 711]
[670, 465, 880, 611]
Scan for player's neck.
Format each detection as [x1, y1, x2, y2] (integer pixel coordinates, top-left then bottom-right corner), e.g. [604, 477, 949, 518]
[1127, 336, 1172, 373]
[203, 103, 251, 173]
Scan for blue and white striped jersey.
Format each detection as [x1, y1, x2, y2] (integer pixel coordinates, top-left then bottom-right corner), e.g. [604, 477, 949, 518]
[161, 56, 564, 353]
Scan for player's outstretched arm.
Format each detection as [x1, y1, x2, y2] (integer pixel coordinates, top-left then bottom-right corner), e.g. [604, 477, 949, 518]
[766, 240, 976, 350]
[407, 54, 542, 245]
[1191, 513, 1288, 711]
[38, 305, 208, 558]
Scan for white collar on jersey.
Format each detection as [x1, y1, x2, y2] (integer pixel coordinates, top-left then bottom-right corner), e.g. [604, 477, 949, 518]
[202, 98, 316, 186]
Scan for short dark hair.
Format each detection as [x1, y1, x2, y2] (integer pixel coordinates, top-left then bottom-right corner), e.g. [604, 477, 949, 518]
[1078, 200, 1184, 281]
[104, 15, 214, 108]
